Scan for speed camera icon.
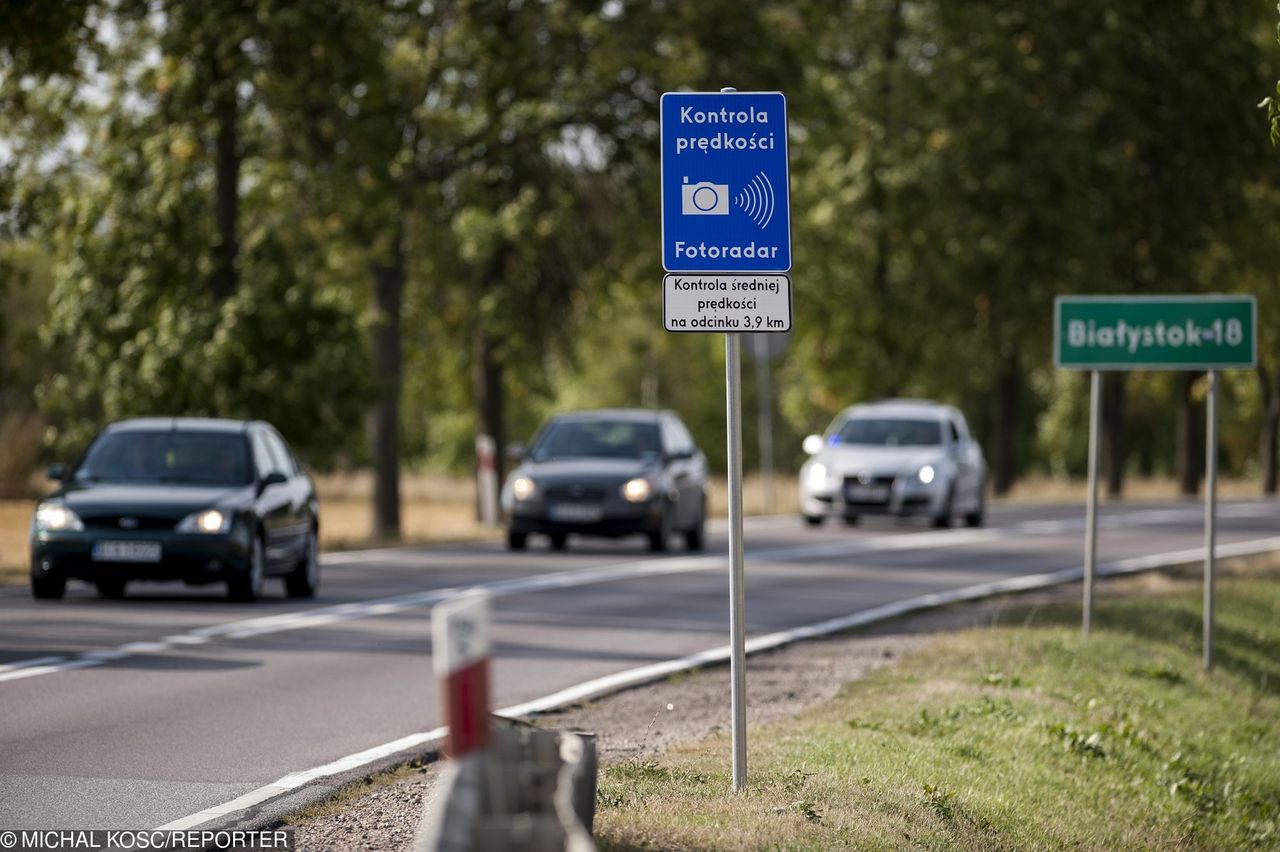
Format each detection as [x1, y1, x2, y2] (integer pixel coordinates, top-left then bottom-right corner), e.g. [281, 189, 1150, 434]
[681, 177, 729, 215]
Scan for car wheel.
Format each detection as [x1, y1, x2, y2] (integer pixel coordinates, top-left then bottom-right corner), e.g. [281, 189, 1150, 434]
[229, 534, 265, 602]
[549, 532, 568, 551]
[31, 573, 66, 600]
[285, 529, 320, 598]
[842, 515, 860, 526]
[96, 579, 128, 599]
[648, 505, 673, 552]
[932, 486, 955, 529]
[803, 514, 824, 527]
[507, 530, 528, 551]
[964, 489, 986, 528]
[685, 500, 706, 551]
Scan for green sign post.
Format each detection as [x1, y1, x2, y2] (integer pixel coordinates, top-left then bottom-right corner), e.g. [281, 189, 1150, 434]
[1055, 295, 1256, 370]
[1053, 294, 1257, 671]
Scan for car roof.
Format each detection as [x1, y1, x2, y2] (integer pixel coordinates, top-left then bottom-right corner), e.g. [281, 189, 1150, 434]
[104, 417, 254, 434]
[840, 399, 958, 420]
[549, 408, 670, 424]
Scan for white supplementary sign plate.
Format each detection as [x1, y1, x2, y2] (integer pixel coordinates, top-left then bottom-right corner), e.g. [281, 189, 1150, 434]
[663, 273, 792, 333]
[431, 592, 491, 677]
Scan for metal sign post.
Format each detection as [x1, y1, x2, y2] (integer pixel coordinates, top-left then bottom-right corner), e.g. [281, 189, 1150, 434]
[660, 87, 791, 793]
[725, 332, 748, 791]
[1083, 371, 1100, 634]
[1204, 370, 1218, 670]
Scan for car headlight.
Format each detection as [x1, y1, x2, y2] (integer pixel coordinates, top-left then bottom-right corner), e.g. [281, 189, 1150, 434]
[621, 478, 653, 503]
[511, 476, 537, 502]
[35, 503, 84, 532]
[918, 465, 936, 485]
[176, 509, 231, 534]
[804, 462, 829, 490]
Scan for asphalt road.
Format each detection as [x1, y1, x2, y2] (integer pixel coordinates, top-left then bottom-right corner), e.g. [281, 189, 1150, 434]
[0, 499, 1276, 830]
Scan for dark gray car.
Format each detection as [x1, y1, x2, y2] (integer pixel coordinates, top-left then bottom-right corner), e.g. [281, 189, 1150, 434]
[501, 409, 708, 552]
[30, 418, 319, 602]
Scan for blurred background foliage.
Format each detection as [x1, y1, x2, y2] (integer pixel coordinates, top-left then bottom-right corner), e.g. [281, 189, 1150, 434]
[1, 0, 1278, 523]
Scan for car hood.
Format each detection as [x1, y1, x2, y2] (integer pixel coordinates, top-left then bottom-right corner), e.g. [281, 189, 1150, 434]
[55, 483, 254, 521]
[519, 457, 657, 484]
[816, 446, 944, 477]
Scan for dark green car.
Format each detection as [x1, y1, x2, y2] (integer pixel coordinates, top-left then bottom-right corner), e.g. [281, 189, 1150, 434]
[30, 418, 319, 602]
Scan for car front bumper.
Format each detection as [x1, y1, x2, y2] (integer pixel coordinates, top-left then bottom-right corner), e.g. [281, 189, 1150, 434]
[800, 474, 947, 520]
[508, 498, 666, 538]
[31, 528, 254, 585]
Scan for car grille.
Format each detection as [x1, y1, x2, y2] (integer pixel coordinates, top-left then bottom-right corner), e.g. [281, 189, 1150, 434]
[82, 515, 177, 532]
[543, 484, 609, 502]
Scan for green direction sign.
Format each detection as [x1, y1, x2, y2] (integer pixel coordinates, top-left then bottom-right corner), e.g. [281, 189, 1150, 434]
[1055, 295, 1257, 370]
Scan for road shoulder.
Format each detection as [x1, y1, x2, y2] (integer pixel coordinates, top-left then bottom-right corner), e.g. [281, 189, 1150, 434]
[287, 560, 1254, 852]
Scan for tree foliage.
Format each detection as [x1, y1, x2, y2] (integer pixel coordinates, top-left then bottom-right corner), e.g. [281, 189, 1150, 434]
[4, 3, 370, 464]
[1, 0, 1277, 496]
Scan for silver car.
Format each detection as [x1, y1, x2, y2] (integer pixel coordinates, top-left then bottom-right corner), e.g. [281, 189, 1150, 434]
[798, 399, 987, 528]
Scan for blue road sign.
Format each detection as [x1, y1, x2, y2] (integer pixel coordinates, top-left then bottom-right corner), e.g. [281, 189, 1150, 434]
[661, 91, 790, 273]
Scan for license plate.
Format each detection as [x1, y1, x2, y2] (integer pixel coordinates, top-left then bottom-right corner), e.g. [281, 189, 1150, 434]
[845, 485, 889, 502]
[92, 541, 162, 563]
[548, 503, 604, 523]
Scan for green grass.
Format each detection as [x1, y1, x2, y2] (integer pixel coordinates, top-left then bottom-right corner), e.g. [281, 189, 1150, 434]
[595, 574, 1280, 850]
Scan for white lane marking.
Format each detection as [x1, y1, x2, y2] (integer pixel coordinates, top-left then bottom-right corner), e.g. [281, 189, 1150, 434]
[0, 655, 65, 674]
[3, 502, 1273, 686]
[118, 642, 171, 654]
[163, 635, 209, 646]
[81, 649, 129, 661]
[0, 658, 103, 681]
[157, 533, 1280, 831]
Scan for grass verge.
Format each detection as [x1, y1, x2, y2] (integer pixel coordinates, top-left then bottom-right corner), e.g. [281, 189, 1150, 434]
[595, 571, 1280, 850]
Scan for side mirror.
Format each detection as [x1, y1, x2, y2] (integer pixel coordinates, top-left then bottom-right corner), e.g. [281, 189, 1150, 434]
[46, 463, 67, 481]
[505, 442, 526, 463]
[261, 471, 288, 489]
[802, 434, 825, 456]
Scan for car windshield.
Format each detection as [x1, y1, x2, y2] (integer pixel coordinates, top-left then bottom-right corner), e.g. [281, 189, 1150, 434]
[531, 420, 662, 461]
[833, 418, 943, 447]
[74, 431, 253, 486]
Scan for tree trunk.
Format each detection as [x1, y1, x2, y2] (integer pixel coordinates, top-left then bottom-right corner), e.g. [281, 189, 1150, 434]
[1175, 372, 1201, 496]
[1259, 364, 1280, 495]
[866, 0, 903, 397]
[1102, 372, 1127, 498]
[370, 231, 405, 540]
[991, 346, 1020, 496]
[210, 71, 239, 302]
[473, 328, 507, 489]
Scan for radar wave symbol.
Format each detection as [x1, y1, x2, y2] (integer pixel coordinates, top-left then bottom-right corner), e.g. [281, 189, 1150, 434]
[734, 172, 775, 230]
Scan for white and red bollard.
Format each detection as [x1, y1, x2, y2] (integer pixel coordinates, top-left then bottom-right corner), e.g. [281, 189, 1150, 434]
[475, 434, 499, 526]
[432, 592, 492, 757]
